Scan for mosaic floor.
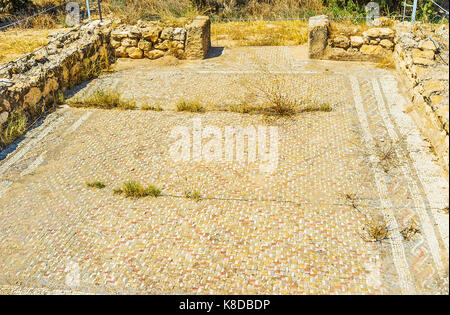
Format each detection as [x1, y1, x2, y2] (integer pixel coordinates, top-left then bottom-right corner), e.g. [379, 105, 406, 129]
[0, 46, 448, 294]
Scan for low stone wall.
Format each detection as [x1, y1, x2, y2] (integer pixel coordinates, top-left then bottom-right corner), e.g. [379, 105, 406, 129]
[111, 17, 210, 60]
[309, 16, 395, 61]
[394, 22, 449, 173]
[0, 20, 114, 141]
[0, 17, 211, 148]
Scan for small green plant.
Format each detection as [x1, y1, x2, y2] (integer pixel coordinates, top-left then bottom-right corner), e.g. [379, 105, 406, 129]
[0, 110, 28, 147]
[176, 100, 205, 113]
[69, 89, 136, 110]
[141, 105, 164, 111]
[184, 189, 202, 201]
[114, 181, 161, 198]
[86, 181, 106, 189]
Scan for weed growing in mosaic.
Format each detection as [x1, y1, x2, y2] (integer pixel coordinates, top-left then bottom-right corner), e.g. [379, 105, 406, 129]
[176, 100, 205, 113]
[69, 89, 136, 110]
[114, 181, 161, 198]
[376, 56, 396, 69]
[0, 110, 28, 147]
[400, 218, 421, 241]
[374, 137, 406, 173]
[86, 181, 106, 189]
[360, 215, 392, 243]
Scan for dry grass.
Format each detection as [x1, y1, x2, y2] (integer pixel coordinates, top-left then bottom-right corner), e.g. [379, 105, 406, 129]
[176, 100, 205, 112]
[0, 28, 53, 64]
[212, 20, 308, 46]
[400, 218, 421, 241]
[69, 89, 136, 110]
[86, 180, 106, 189]
[114, 181, 161, 198]
[0, 110, 28, 148]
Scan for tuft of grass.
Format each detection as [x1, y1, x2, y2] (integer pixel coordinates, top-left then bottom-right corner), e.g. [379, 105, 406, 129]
[86, 181, 106, 189]
[114, 181, 161, 198]
[0, 110, 28, 147]
[360, 215, 392, 243]
[401, 218, 421, 241]
[141, 105, 164, 111]
[69, 89, 136, 110]
[184, 189, 202, 201]
[176, 100, 205, 113]
[228, 102, 261, 114]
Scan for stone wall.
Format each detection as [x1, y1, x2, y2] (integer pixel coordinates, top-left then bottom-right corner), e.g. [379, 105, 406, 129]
[309, 16, 395, 61]
[111, 16, 210, 60]
[308, 16, 449, 174]
[0, 17, 211, 148]
[0, 20, 114, 144]
[394, 22, 449, 173]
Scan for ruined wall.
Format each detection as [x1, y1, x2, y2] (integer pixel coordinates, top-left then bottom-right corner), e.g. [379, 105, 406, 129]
[0, 20, 114, 143]
[394, 22, 449, 173]
[0, 16, 211, 148]
[309, 16, 395, 61]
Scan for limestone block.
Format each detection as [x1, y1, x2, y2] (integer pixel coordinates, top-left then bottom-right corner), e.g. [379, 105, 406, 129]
[419, 40, 436, 51]
[372, 17, 393, 27]
[363, 27, 394, 39]
[121, 38, 138, 48]
[160, 27, 174, 40]
[23, 87, 42, 107]
[333, 35, 350, 49]
[115, 45, 128, 58]
[143, 25, 163, 43]
[173, 28, 187, 41]
[413, 57, 436, 66]
[145, 49, 165, 60]
[138, 39, 152, 52]
[308, 15, 329, 59]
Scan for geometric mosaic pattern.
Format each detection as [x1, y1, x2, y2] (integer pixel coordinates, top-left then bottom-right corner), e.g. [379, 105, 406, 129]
[0, 47, 448, 294]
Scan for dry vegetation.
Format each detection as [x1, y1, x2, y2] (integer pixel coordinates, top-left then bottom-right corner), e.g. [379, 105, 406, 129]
[0, 29, 53, 63]
[114, 180, 161, 198]
[212, 20, 308, 46]
[0, 110, 28, 147]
